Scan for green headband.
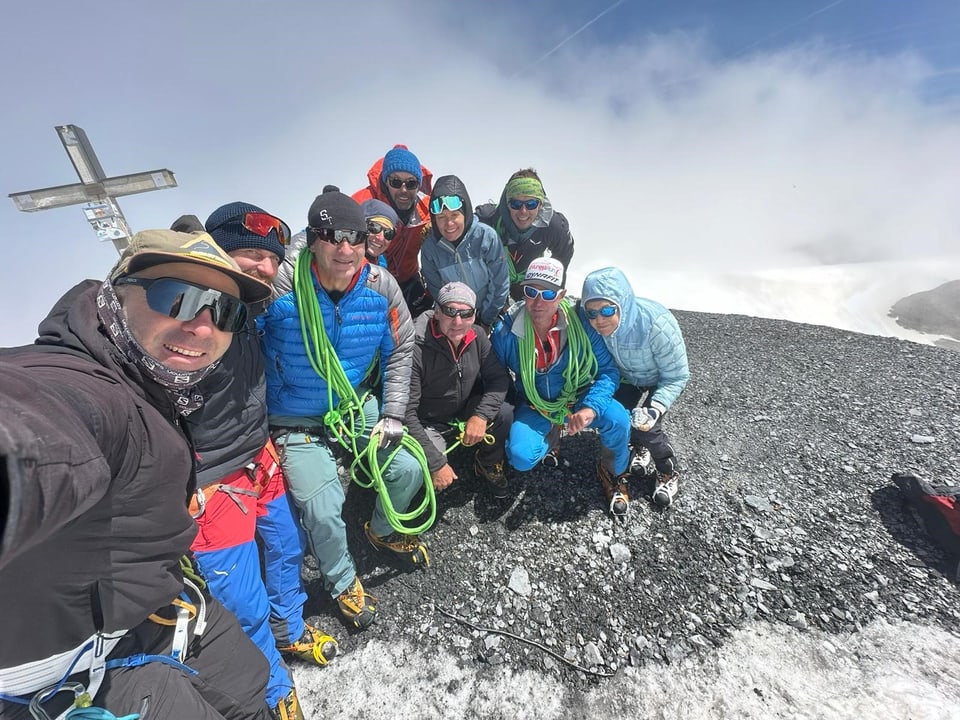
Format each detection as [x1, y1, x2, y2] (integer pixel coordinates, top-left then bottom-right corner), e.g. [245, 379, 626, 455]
[504, 177, 545, 201]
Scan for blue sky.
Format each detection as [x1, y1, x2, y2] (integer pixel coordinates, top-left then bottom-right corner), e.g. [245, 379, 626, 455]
[2, 0, 959, 344]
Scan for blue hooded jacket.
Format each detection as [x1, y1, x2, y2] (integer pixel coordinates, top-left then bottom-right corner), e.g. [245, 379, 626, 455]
[581, 267, 689, 412]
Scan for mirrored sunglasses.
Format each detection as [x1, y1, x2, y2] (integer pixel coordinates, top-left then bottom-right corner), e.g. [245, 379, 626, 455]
[438, 304, 476, 319]
[430, 195, 464, 215]
[585, 304, 618, 320]
[523, 285, 559, 301]
[115, 276, 248, 332]
[367, 221, 396, 241]
[508, 198, 541, 212]
[208, 211, 291, 246]
[309, 227, 368, 247]
[387, 176, 420, 191]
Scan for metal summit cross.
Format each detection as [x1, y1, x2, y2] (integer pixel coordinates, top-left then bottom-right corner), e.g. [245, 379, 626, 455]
[9, 124, 177, 253]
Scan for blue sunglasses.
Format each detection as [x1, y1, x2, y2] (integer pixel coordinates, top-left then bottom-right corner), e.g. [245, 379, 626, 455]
[430, 195, 464, 214]
[508, 198, 540, 211]
[523, 285, 559, 301]
[585, 304, 618, 320]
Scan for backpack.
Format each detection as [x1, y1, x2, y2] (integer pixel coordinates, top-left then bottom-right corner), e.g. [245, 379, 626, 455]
[893, 472, 960, 577]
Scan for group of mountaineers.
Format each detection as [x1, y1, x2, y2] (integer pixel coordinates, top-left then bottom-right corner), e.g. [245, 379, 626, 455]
[0, 143, 690, 720]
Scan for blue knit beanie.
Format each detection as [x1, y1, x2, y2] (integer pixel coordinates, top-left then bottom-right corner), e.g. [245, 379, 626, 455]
[381, 144, 422, 184]
[204, 201, 287, 263]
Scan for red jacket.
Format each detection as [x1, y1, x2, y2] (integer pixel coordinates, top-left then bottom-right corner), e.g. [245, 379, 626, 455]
[353, 155, 433, 283]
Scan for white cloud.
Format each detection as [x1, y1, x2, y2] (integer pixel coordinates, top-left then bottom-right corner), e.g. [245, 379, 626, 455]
[1, 3, 958, 345]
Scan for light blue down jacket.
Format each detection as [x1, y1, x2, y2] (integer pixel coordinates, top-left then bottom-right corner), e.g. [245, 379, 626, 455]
[581, 267, 689, 412]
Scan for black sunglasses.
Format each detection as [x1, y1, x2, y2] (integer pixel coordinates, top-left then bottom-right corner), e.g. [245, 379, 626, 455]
[438, 304, 476, 319]
[367, 221, 396, 241]
[308, 227, 369, 247]
[115, 276, 248, 332]
[387, 176, 420, 191]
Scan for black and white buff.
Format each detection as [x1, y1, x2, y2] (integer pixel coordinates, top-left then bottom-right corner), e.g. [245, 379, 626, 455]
[97, 278, 219, 416]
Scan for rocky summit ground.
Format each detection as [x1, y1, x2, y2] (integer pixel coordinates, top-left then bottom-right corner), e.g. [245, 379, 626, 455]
[291, 311, 960, 719]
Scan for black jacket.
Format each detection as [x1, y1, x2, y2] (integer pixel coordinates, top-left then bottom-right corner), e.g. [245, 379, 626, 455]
[186, 326, 267, 487]
[476, 202, 575, 301]
[0, 281, 198, 670]
[404, 310, 510, 471]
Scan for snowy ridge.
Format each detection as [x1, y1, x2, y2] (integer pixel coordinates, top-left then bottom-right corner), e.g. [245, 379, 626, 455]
[569, 256, 960, 347]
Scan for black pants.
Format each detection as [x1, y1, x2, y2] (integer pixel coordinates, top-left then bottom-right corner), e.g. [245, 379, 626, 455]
[105, 595, 271, 719]
[4, 597, 270, 720]
[613, 384, 678, 475]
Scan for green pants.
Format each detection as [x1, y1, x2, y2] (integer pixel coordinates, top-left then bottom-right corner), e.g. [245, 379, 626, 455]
[277, 396, 424, 598]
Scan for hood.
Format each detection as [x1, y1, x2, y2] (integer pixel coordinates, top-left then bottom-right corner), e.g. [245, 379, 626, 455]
[581, 267, 647, 341]
[29, 280, 172, 411]
[430, 174, 474, 243]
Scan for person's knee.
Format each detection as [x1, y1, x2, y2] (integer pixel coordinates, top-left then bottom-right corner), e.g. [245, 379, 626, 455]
[507, 440, 541, 472]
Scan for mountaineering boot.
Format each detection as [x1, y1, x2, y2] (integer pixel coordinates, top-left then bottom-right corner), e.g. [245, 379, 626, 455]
[629, 445, 655, 476]
[598, 462, 630, 518]
[541, 446, 561, 468]
[278, 620, 339, 666]
[474, 451, 509, 498]
[364, 521, 430, 569]
[336, 576, 377, 630]
[653, 471, 680, 508]
[272, 688, 305, 720]
[542, 424, 563, 467]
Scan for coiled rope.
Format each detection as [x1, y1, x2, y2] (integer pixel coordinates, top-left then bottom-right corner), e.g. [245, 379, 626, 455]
[294, 252, 435, 534]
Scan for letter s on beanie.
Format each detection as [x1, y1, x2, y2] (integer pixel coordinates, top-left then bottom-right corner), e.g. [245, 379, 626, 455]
[307, 187, 367, 238]
[523, 257, 565, 292]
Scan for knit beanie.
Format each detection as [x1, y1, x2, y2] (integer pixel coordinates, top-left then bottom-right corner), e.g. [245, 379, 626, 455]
[204, 201, 287, 263]
[381, 144, 423, 184]
[307, 186, 367, 244]
[360, 198, 399, 231]
[436, 281, 476, 309]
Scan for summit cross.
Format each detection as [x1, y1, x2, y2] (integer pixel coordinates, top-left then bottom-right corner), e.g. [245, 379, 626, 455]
[9, 124, 177, 253]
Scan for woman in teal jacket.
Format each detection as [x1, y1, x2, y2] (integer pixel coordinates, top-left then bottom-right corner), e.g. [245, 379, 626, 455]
[581, 267, 690, 508]
[421, 175, 510, 331]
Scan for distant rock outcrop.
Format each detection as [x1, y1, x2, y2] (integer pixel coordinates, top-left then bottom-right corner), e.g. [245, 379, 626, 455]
[889, 279, 960, 344]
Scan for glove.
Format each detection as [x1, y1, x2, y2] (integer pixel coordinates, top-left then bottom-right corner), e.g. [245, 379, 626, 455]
[372, 417, 405, 449]
[631, 406, 662, 432]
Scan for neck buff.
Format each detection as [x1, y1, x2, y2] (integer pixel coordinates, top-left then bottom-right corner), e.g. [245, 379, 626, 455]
[497, 177, 554, 245]
[97, 278, 219, 416]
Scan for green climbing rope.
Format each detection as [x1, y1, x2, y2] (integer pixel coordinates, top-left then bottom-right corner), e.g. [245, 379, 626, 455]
[293, 252, 436, 534]
[518, 298, 598, 425]
[442, 419, 496, 455]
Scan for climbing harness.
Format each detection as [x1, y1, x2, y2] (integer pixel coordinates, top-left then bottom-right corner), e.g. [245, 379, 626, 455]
[518, 298, 598, 425]
[293, 252, 436, 534]
[189, 442, 283, 518]
[2, 573, 206, 720]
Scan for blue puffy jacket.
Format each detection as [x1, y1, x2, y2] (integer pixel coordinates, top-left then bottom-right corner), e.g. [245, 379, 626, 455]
[261, 251, 413, 421]
[581, 267, 689, 412]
